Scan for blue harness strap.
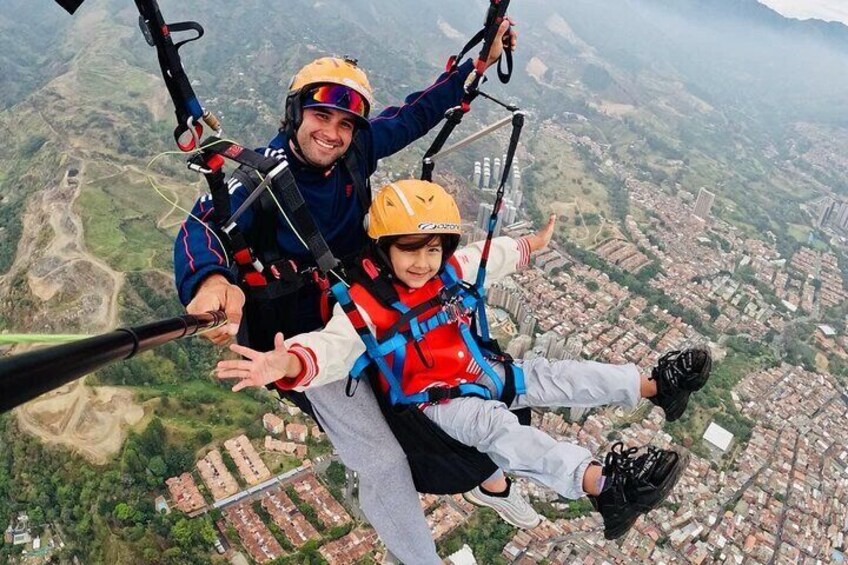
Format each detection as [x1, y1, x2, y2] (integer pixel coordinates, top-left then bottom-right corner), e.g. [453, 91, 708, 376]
[331, 281, 409, 405]
[333, 263, 517, 407]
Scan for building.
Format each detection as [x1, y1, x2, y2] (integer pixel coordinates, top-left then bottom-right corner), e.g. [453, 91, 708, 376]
[286, 423, 309, 443]
[277, 399, 301, 416]
[447, 544, 479, 565]
[818, 198, 836, 227]
[154, 495, 171, 514]
[224, 434, 272, 485]
[167, 472, 208, 511]
[818, 324, 837, 338]
[263, 413, 285, 435]
[693, 187, 716, 220]
[519, 313, 536, 337]
[703, 421, 734, 457]
[196, 452, 239, 501]
[563, 336, 583, 360]
[4, 513, 31, 546]
[506, 334, 533, 358]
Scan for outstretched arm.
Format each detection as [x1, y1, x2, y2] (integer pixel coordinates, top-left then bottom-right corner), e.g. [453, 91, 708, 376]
[365, 17, 518, 165]
[217, 302, 369, 392]
[217, 333, 301, 391]
[453, 214, 557, 285]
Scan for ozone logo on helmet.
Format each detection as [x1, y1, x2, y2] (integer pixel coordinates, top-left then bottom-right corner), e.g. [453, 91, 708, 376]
[418, 223, 460, 231]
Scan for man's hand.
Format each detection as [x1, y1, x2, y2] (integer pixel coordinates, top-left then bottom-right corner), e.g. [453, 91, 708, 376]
[484, 16, 517, 70]
[216, 333, 302, 391]
[526, 213, 557, 253]
[186, 273, 245, 345]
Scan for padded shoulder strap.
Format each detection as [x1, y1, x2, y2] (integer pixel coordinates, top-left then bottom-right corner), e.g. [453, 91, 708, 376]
[228, 164, 283, 264]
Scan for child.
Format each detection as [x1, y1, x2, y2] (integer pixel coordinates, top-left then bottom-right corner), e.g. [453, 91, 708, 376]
[217, 179, 712, 540]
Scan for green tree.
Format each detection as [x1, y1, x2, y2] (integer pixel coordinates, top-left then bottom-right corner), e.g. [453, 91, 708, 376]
[139, 418, 166, 458]
[325, 461, 347, 489]
[707, 302, 721, 321]
[113, 502, 139, 525]
[148, 455, 167, 478]
[193, 429, 213, 447]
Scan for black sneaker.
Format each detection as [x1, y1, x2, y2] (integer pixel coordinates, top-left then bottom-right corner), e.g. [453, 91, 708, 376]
[648, 347, 712, 422]
[589, 442, 689, 540]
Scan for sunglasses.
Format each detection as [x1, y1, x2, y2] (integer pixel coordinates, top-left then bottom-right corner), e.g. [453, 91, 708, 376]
[304, 84, 368, 119]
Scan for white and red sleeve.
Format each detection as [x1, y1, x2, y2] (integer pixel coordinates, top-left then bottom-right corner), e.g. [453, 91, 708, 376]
[452, 236, 532, 286]
[272, 302, 371, 392]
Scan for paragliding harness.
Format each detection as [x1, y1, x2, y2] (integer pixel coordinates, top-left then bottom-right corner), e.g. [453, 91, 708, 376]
[333, 257, 528, 494]
[52, 0, 523, 494]
[222, 141, 370, 418]
[334, 262, 525, 406]
[321, 0, 526, 493]
[219, 140, 370, 310]
[327, 105, 526, 493]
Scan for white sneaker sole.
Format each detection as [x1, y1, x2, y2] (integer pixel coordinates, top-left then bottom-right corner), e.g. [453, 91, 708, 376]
[462, 489, 542, 529]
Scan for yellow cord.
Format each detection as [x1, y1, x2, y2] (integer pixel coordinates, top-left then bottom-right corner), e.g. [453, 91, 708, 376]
[143, 137, 247, 268]
[257, 171, 350, 288]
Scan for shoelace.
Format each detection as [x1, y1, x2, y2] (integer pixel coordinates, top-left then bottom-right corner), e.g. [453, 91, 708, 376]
[605, 443, 665, 503]
[656, 349, 701, 389]
[604, 442, 640, 484]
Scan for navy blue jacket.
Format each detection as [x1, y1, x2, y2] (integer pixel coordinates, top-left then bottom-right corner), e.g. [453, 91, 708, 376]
[174, 60, 474, 306]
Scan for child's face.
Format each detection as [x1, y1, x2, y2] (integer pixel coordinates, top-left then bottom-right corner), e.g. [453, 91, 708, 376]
[388, 236, 443, 289]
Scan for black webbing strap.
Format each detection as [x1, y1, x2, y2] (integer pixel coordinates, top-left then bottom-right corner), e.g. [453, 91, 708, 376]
[199, 167, 268, 286]
[133, 0, 208, 150]
[206, 170, 230, 226]
[421, 109, 465, 182]
[499, 360, 519, 407]
[421, 0, 512, 181]
[195, 137, 341, 276]
[425, 386, 487, 403]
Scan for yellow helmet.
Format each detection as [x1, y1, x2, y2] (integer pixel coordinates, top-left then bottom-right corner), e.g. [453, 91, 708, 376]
[285, 57, 374, 129]
[367, 180, 462, 240]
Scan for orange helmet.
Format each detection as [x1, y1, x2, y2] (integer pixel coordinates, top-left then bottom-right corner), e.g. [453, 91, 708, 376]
[367, 180, 462, 240]
[285, 57, 374, 130]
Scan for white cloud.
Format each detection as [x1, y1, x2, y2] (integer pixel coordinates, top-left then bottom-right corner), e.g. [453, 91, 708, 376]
[758, 0, 848, 26]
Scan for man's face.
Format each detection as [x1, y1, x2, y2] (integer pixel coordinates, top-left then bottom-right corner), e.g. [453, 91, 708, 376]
[294, 107, 356, 168]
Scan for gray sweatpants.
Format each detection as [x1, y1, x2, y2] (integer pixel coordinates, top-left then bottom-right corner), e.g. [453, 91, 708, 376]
[422, 358, 641, 500]
[306, 378, 441, 565]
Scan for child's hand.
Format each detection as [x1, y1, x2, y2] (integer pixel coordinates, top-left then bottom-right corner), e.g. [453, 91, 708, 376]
[216, 333, 302, 392]
[527, 213, 557, 252]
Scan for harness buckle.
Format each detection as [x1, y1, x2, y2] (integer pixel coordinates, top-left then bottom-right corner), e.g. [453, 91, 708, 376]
[439, 288, 473, 326]
[311, 271, 330, 292]
[426, 387, 456, 405]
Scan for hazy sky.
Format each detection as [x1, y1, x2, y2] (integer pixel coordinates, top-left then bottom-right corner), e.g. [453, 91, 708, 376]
[758, 0, 848, 25]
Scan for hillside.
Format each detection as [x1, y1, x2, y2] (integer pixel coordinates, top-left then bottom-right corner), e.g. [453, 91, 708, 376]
[3, 0, 848, 561]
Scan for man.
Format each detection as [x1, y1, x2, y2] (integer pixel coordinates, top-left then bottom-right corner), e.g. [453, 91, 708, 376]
[174, 20, 532, 563]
